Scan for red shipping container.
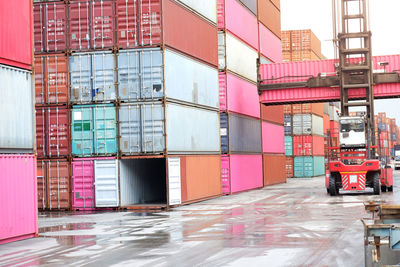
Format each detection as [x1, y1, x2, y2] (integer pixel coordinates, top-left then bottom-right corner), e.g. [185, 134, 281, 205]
[33, 2, 68, 54]
[263, 154, 286, 186]
[293, 135, 324, 156]
[37, 159, 71, 210]
[36, 106, 70, 158]
[330, 121, 340, 138]
[69, 0, 114, 51]
[35, 54, 69, 105]
[285, 156, 294, 178]
[261, 104, 284, 125]
[116, 0, 218, 66]
[0, 0, 32, 70]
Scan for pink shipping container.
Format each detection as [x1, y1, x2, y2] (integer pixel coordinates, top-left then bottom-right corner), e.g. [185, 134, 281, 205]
[221, 154, 263, 194]
[0, 155, 37, 244]
[33, 2, 68, 53]
[262, 121, 285, 153]
[217, 0, 259, 50]
[293, 135, 325, 156]
[219, 72, 260, 118]
[69, 0, 115, 51]
[0, 0, 32, 70]
[259, 55, 400, 104]
[259, 23, 282, 63]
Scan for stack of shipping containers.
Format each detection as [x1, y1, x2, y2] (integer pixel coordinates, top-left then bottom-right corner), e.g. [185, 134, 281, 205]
[281, 30, 322, 62]
[0, 0, 37, 244]
[219, 0, 284, 194]
[374, 112, 399, 161]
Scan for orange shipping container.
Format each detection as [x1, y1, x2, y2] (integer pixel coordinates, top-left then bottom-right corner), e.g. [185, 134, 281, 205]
[180, 155, 221, 204]
[323, 114, 330, 135]
[283, 104, 292, 114]
[290, 30, 322, 58]
[263, 154, 286, 186]
[257, 0, 281, 39]
[282, 51, 291, 62]
[282, 31, 290, 51]
[270, 0, 280, 10]
[261, 105, 284, 125]
[292, 103, 323, 116]
[291, 50, 321, 62]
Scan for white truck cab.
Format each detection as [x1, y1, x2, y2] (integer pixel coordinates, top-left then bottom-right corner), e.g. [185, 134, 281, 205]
[339, 116, 366, 148]
[395, 150, 400, 170]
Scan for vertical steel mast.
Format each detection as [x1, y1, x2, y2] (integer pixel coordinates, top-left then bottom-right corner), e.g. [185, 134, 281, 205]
[333, 0, 376, 158]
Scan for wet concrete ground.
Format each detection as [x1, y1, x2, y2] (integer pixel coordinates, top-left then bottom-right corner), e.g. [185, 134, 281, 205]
[1, 173, 400, 267]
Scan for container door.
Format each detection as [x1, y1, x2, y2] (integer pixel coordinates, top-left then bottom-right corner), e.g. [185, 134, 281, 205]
[94, 105, 117, 154]
[138, 0, 162, 46]
[140, 49, 163, 99]
[304, 157, 314, 177]
[47, 107, 70, 157]
[69, 2, 91, 50]
[302, 114, 312, 135]
[72, 160, 95, 210]
[220, 113, 229, 153]
[47, 160, 70, 210]
[116, 0, 139, 48]
[118, 50, 141, 101]
[142, 103, 164, 153]
[221, 155, 231, 194]
[70, 54, 92, 103]
[33, 4, 44, 53]
[94, 159, 119, 207]
[92, 52, 116, 102]
[45, 3, 67, 52]
[46, 55, 69, 104]
[294, 157, 304, 178]
[218, 32, 226, 70]
[72, 107, 94, 156]
[119, 104, 141, 154]
[34, 56, 46, 104]
[92, 0, 114, 49]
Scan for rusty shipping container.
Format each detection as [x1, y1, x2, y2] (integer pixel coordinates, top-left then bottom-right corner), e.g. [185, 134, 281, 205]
[37, 159, 71, 210]
[36, 106, 70, 158]
[33, 2, 68, 54]
[116, 0, 218, 66]
[34, 54, 69, 105]
[263, 154, 286, 186]
[261, 105, 284, 125]
[257, 0, 281, 39]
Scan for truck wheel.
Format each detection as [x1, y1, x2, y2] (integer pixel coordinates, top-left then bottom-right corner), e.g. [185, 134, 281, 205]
[326, 188, 330, 194]
[388, 186, 393, 192]
[329, 175, 337, 196]
[373, 173, 381, 195]
[381, 185, 387, 192]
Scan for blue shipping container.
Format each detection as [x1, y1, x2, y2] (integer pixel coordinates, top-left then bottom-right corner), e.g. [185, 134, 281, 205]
[71, 104, 117, 156]
[285, 136, 293, 156]
[294, 156, 325, 178]
[284, 114, 292, 136]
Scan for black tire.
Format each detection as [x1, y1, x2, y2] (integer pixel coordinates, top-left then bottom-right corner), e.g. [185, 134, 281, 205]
[326, 188, 330, 194]
[388, 186, 393, 192]
[381, 185, 387, 192]
[373, 172, 381, 195]
[329, 175, 337, 196]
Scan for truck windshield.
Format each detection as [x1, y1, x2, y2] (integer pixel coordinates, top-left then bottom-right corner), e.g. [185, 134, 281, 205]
[395, 156, 400, 161]
[340, 119, 364, 132]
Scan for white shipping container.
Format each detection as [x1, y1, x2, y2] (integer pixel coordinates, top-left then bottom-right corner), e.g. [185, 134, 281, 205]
[0, 64, 34, 152]
[328, 105, 340, 121]
[94, 160, 119, 207]
[218, 32, 258, 82]
[176, 0, 217, 24]
[166, 103, 220, 154]
[293, 114, 323, 136]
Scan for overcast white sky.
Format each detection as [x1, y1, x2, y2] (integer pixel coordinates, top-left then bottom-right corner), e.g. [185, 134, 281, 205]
[281, 0, 400, 122]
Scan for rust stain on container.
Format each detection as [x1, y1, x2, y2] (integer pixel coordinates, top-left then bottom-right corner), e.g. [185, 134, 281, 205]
[261, 104, 284, 125]
[180, 155, 221, 203]
[263, 154, 286, 186]
[257, 0, 281, 39]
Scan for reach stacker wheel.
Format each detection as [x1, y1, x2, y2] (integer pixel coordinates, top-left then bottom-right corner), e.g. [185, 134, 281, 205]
[373, 173, 381, 195]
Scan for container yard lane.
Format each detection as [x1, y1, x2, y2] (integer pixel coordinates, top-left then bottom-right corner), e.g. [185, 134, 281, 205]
[1, 173, 399, 266]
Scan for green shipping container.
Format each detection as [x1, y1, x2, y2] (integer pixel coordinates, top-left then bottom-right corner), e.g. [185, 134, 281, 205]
[285, 136, 293, 156]
[294, 156, 325, 177]
[72, 104, 117, 156]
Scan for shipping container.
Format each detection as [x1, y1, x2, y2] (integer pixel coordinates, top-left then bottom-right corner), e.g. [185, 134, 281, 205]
[71, 104, 117, 156]
[116, 0, 218, 66]
[262, 121, 284, 154]
[0, 155, 37, 245]
[33, 2, 67, 54]
[292, 103, 324, 116]
[220, 113, 262, 154]
[0, 0, 32, 70]
[218, 31, 258, 82]
[217, 0, 258, 50]
[293, 114, 323, 136]
[290, 30, 322, 58]
[70, 51, 116, 103]
[263, 154, 286, 186]
[323, 114, 330, 134]
[284, 114, 292, 135]
[285, 156, 294, 178]
[290, 50, 321, 62]
[283, 105, 292, 114]
[71, 157, 118, 210]
[36, 106, 70, 158]
[69, 0, 114, 51]
[294, 156, 325, 178]
[329, 120, 340, 138]
[257, 0, 281, 39]
[271, 0, 280, 10]
[222, 154, 263, 194]
[237, 0, 257, 15]
[285, 136, 293, 156]
[176, 0, 217, 23]
[259, 23, 282, 63]
[293, 135, 324, 156]
[37, 159, 70, 210]
[261, 105, 284, 124]
[35, 55, 69, 105]
[117, 48, 219, 109]
[0, 64, 34, 153]
[219, 72, 260, 118]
